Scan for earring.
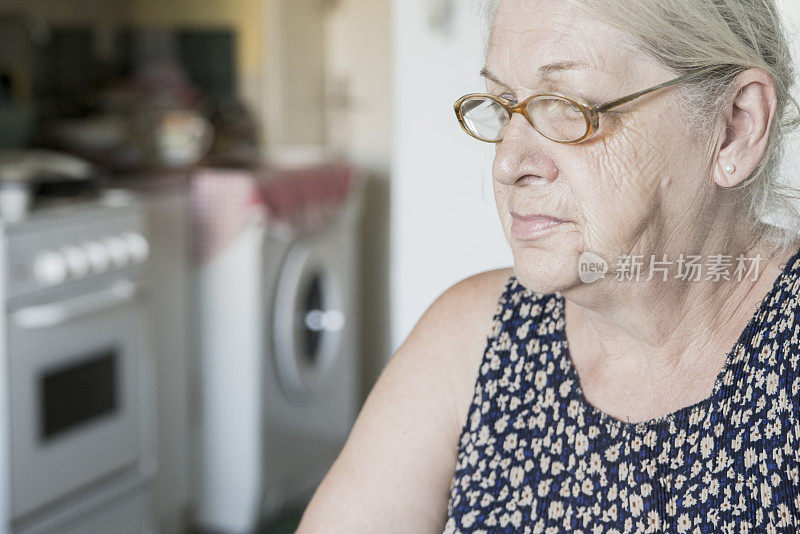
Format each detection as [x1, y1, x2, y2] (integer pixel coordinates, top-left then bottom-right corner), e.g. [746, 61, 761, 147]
[724, 164, 736, 174]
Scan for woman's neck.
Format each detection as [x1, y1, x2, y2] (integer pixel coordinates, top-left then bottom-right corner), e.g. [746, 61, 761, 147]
[560, 222, 798, 419]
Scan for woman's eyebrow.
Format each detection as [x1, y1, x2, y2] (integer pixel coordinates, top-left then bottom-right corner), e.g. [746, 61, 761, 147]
[480, 67, 508, 87]
[538, 60, 591, 77]
[480, 61, 592, 87]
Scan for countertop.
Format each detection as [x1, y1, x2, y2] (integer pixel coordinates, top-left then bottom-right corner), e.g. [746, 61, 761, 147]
[107, 169, 193, 195]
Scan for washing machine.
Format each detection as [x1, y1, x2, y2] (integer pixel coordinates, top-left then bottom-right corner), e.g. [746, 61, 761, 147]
[192, 164, 362, 533]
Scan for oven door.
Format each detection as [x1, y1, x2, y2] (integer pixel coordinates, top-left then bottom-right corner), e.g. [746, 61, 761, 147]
[7, 280, 147, 519]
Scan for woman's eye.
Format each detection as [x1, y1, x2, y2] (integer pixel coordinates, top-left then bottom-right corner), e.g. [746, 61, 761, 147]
[553, 98, 583, 114]
[547, 100, 582, 114]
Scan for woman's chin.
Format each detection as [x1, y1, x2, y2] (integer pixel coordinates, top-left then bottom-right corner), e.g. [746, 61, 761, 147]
[511, 249, 580, 294]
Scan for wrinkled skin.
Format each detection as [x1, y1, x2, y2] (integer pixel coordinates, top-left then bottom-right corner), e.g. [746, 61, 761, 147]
[488, 0, 716, 294]
[487, 0, 798, 423]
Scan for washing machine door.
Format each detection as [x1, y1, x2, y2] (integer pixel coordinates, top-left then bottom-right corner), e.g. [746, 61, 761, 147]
[272, 232, 346, 402]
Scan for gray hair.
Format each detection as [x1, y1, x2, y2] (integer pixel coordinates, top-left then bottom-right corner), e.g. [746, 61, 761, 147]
[478, 0, 800, 254]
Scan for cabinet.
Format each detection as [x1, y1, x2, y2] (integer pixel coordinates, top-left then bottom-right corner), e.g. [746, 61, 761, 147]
[127, 177, 192, 534]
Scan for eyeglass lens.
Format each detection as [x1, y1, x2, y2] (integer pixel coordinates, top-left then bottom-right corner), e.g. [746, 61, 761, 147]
[460, 97, 508, 142]
[460, 95, 589, 142]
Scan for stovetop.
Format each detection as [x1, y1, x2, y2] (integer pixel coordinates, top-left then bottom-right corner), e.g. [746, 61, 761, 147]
[2, 189, 150, 302]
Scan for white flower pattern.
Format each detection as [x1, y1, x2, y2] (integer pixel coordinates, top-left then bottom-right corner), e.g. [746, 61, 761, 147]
[443, 248, 800, 533]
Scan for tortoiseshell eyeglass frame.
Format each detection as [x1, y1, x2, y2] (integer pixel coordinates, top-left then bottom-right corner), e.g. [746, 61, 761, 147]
[454, 65, 722, 144]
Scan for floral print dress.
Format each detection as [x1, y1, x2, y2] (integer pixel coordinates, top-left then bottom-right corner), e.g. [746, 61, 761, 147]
[443, 246, 800, 533]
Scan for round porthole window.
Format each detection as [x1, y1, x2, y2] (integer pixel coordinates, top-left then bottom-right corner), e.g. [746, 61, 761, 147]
[272, 238, 345, 403]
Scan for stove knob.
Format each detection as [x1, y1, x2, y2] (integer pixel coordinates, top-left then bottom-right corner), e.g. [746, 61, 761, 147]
[33, 250, 68, 286]
[62, 246, 90, 278]
[124, 232, 149, 263]
[84, 241, 111, 273]
[104, 237, 130, 268]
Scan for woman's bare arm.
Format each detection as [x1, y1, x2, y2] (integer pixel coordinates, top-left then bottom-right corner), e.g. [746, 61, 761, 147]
[296, 268, 512, 533]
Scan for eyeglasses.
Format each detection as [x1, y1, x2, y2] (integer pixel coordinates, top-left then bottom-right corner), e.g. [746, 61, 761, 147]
[454, 65, 721, 144]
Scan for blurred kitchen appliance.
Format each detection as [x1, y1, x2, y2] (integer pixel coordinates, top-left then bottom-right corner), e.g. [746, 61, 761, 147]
[0, 150, 100, 222]
[0, 191, 157, 534]
[191, 163, 362, 533]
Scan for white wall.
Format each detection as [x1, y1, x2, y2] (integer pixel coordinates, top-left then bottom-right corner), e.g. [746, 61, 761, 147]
[778, 0, 800, 193]
[390, 0, 513, 353]
[390, 0, 800, 355]
[325, 0, 392, 170]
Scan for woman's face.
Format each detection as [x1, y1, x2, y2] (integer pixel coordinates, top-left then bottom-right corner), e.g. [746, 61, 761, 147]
[487, 0, 714, 294]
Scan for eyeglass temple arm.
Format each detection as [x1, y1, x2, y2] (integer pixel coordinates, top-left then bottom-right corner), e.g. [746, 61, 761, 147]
[593, 66, 720, 114]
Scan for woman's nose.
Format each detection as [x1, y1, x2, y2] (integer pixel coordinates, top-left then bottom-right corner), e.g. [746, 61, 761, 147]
[492, 113, 559, 187]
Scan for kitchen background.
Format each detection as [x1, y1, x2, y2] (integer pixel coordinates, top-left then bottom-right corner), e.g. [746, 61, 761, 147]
[1, 1, 800, 533]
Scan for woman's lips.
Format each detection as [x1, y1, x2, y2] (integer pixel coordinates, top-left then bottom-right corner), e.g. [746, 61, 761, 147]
[510, 212, 566, 240]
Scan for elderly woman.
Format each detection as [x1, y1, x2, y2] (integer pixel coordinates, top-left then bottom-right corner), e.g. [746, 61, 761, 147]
[299, 0, 800, 531]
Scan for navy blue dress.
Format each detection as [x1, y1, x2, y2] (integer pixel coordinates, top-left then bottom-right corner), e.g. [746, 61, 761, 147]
[444, 246, 800, 533]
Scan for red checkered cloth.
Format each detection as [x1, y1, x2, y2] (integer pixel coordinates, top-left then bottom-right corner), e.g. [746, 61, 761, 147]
[190, 163, 356, 265]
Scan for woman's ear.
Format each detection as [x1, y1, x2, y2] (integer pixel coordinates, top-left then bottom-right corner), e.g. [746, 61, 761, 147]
[713, 68, 777, 188]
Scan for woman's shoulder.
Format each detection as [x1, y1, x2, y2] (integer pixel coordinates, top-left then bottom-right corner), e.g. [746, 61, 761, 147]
[443, 266, 517, 314]
[425, 267, 554, 361]
[388, 268, 544, 436]
[391, 268, 517, 390]
[403, 268, 513, 364]
[427, 267, 517, 350]
[425, 267, 524, 432]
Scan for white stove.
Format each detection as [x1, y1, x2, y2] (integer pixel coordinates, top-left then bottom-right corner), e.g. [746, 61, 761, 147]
[0, 190, 157, 534]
